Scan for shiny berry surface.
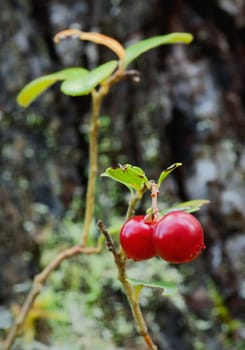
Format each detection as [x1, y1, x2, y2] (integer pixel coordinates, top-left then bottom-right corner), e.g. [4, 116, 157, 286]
[120, 215, 156, 261]
[153, 211, 205, 264]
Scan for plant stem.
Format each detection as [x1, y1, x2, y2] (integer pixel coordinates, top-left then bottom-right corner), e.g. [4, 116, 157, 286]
[3, 245, 101, 350]
[4, 86, 107, 350]
[118, 263, 158, 350]
[125, 183, 148, 221]
[150, 180, 161, 221]
[125, 192, 141, 220]
[81, 89, 106, 245]
[98, 220, 158, 350]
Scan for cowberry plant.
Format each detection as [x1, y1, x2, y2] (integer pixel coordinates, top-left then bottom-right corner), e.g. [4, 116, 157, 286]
[3, 29, 209, 350]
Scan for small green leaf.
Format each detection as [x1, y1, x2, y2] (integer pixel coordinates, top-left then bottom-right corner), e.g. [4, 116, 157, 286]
[17, 68, 88, 107]
[162, 199, 210, 215]
[61, 60, 118, 96]
[125, 33, 193, 67]
[127, 277, 178, 295]
[157, 163, 183, 187]
[101, 164, 149, 193]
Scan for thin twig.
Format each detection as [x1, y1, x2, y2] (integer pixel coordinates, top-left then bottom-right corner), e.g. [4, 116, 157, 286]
[149, 180, 161, 221]
[81, 89, 106, 245]
[97, 220, 158, 350]
[125, 184, 148, 221]
[125, 193, 140, 220]
[3, 244, 101, 350]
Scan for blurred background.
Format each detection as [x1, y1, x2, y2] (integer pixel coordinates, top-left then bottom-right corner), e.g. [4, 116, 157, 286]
[0, 0, 245, 349]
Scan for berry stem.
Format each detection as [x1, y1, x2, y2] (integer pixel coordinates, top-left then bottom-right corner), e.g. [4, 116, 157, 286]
[125, 192, 142, 220]
[144, 181, 161, 223]
[150, 180, 160, 220]
[125, 183, 148, 221]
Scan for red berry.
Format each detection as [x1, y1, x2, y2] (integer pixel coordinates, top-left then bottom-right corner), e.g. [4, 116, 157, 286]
[153, 211, 205, 264]
[120, 215, 156, 261]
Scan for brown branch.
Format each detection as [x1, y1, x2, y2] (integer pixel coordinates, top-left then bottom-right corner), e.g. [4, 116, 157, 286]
[97, 220, 158, 350]
[81, 89, 106, 245]
[54, 29, 126, 63]
[3, 244, 101, 350]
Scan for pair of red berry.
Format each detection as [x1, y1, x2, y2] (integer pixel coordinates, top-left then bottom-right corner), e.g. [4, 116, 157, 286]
[120, 211, 205, 264]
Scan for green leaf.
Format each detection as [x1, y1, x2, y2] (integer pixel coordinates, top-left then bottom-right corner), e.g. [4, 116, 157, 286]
[101, 164, 149, 193]
[157, 162, 182, 187]
[127, 277, 178, 296]
[162, 199, 210, 215]
[17, 68, 88, 107]
[61, 60, 118, 96]
[125, 33, 193, 67]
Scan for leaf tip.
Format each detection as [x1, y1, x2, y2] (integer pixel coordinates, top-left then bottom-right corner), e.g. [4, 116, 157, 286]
[167, 162, 183, 170]
[168, 32, 194, 45]
[16, 93, 30, 108]
[182, 33, 194, 44]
